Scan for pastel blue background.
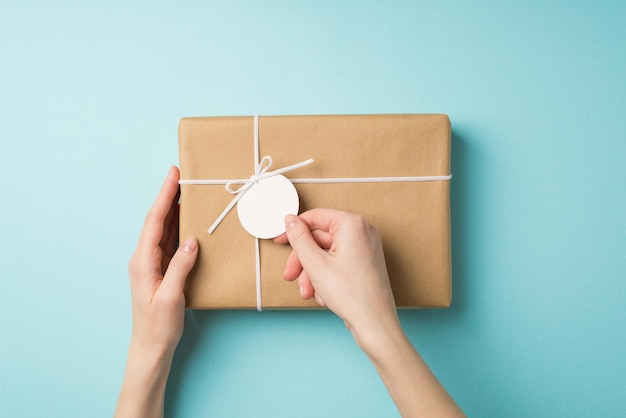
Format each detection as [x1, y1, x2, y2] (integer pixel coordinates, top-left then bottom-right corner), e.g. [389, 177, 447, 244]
[1, 1, 624, 417]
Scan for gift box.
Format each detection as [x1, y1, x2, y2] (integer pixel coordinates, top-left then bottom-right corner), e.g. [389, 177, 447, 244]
[178, 114, 452, 310]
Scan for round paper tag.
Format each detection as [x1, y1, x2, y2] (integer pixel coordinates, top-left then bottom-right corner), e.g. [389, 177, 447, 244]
[237, 174, 300, 239]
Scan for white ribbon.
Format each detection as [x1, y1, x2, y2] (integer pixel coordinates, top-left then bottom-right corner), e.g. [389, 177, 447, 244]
[179, 114, 452, 311]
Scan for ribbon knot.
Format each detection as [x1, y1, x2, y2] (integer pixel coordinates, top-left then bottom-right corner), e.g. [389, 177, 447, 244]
[226, 156, 273, 194]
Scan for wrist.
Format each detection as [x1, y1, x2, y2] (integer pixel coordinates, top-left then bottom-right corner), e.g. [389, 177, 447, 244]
[353, 318, 465, 417]
[125, 340, 173, 391]
[115, 339, 175, 418]
[125, 337, 175, 383]
[350, 314, 407, 359]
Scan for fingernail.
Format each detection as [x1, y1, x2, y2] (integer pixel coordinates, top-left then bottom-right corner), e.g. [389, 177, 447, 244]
[285, 214, 297, 230]
[181, 237, 197, 253]
[299, 284, 304, 298]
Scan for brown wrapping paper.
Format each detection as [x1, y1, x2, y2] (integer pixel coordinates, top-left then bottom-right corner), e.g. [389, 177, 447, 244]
[179, 114, 452, 309]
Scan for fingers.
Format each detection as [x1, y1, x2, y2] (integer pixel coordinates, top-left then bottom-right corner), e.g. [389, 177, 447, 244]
[273, 232, 288, 245]
[273, 228, 331, 248]
[281, 209, 372, 308]
[297, 208, 347, 234]
[297, 270, 315, 299]
[137, 167, 181, 253]
[283, 250, 302, 281]
[160, 186, 180, 251]
[164, 196, 181, 266]
[311, 229, 332, 249]
[284, 214, 328, 272]
[276, 209, 345, 245]
[161, 236, 198, 297]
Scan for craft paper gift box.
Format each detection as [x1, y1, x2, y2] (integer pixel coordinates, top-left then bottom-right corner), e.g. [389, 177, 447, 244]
[179, 114, 452, 310]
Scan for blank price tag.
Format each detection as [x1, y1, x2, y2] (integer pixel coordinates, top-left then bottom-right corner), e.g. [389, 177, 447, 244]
[237, 174, 300, 239]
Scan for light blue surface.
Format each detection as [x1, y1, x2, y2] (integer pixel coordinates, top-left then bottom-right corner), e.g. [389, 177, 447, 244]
[1, 1, 625, 417]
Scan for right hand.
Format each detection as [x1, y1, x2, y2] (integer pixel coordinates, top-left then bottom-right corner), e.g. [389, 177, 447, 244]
[275, 209, 400, 346]
[276, 209, 466, 417]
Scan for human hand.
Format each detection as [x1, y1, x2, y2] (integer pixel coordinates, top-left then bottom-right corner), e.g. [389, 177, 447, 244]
[275, 209, 400, 348]
[127, 166, 198, 358]
[116, 167, 198, 418]
[276, 210, 465, 417]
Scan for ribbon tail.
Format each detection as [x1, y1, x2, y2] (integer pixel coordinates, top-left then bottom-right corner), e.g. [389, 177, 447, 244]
[208, 193, 244, 234]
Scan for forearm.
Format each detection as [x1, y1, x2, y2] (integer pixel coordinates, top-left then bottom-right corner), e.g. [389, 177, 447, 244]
[355, 321, 464, 418]
[114, 341, 174, 418]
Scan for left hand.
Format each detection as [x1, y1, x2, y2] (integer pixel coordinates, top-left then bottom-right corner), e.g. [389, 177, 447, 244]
[116, 166, 198, 418]
[127, 166, 198, 357]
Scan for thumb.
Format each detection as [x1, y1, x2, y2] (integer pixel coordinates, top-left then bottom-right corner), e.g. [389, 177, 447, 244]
[284, 214, 327, 271]
[162, 236, 198, 294]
